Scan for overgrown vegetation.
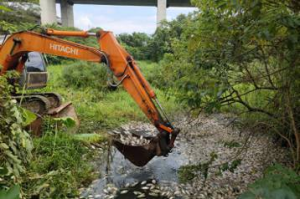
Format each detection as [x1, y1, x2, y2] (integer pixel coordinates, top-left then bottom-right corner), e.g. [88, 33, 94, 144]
[239, 164, 300, 199]
[22, 131, 95, 198]
[0, 72, 33, 198]
[62, 61, 108, 90]
[43, 61, 179, 133]
[0, 70, 104, 198]
[155, 0, 299, 196]
[0, 76, 101, 198]
[0, 0, 38, 34]
[117, 32, 151, 60]
[156, 0, 300, 167]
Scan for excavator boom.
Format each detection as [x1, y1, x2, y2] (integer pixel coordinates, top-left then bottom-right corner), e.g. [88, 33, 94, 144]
[0, 28, 180, 166]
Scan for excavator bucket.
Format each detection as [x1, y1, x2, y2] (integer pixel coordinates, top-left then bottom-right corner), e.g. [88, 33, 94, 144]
[112, 131, 173, 167]
[28, 101, 80, 136]
[113, 138, 158, 167]
[48, 102, 80, 132]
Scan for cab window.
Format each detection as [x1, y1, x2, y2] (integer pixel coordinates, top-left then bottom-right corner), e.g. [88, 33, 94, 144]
[25, 52, 46, 72]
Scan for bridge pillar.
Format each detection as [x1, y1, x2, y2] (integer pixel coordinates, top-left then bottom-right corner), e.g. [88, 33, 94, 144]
[157, 0, 167, 27]
[40, 0, 57, 25]
[61, 0, 74, 27]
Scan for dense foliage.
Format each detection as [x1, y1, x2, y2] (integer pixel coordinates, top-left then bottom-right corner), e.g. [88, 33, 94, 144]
[0, 0, 38, 34]
[22, 131, 95, 198]
[239, 164, 300, 199]
[116, 15, 188, 61]
[62, 61, 108, 90]
[117, 32, 151, 60]
[155, 0, 300, 167]
[0, 72, 33, 198]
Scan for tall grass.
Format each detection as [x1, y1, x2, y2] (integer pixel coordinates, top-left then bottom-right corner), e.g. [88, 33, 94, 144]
[42, 60, 180, 133]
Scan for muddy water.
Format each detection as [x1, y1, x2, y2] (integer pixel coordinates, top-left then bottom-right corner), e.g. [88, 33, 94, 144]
[82, 126, 191, 199]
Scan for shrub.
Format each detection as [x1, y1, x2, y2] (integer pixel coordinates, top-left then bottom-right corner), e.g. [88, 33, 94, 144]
[22, 132, 95, 198]
[158, 0, 300, 166]
[0, 72, 33, 197]
[239, 164, 300, 199]
[62, 61, 108, 90]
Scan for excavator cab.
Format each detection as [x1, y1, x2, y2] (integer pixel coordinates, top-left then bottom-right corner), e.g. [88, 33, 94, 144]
[20, 52, 48, 89]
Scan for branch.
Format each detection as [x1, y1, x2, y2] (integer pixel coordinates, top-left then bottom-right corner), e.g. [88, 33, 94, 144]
[231, 87, 275, 117]
[259, 45, 276, 88]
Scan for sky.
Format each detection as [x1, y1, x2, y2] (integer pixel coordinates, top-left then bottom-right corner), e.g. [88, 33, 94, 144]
[56, 4, 196, 34]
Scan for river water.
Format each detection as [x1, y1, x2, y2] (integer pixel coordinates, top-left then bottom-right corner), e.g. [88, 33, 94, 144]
[82, 124, 192, 199]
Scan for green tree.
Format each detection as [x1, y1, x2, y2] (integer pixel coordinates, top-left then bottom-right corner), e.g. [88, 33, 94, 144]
[160, 0, 300, 165]
[147, 14, 191, 62]
[117, 32, 151, 60]
[0, 0, 39, 33]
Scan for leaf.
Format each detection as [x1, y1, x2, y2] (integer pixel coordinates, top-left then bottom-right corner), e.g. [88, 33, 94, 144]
[241, 165, 300, 199]
[0, 5, 12, 12]
[0, 143, 9, 150]
[271, 188, 297, 199]
[0, 185, 20, 199]
[19, 107, 37, 127]
[53, 117, 76, 128]
[0, 167, 8, 176]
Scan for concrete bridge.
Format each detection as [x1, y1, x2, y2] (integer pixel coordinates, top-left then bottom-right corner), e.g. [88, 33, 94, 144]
[40, 0, 193, 28]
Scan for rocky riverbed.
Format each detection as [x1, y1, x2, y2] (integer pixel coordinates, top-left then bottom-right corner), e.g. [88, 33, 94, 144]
[81, 114, 289, 199]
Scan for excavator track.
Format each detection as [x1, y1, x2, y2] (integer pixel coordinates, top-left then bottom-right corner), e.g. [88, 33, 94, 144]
[14, 92, 63, 109]
[12, 93, 78, 135]
[13, 95, 50, 115]
[36, 92, 63, 108]
[13, 92, 63, 114]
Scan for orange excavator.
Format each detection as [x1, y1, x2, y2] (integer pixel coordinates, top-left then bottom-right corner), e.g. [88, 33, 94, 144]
[0, 28, 180, 166]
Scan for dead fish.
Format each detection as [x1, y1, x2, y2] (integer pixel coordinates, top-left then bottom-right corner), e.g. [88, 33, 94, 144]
[131, 182, 138, 187]
[151, 189, 161, 194]
[146, 183, 153, 187]
[142, 186, 149, 190]
[137, 194, 146, 198]
[141, 181, 147, 185]
[149, 185, 156, 190]
[120, 190, 128, 194]
[174, 191, 181, 195]
[149, 192, 159, 197]
[134, 191, 143, 195]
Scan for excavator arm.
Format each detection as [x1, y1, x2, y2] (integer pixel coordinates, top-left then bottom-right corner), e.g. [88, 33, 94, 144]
[0, 29, 180, 166]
